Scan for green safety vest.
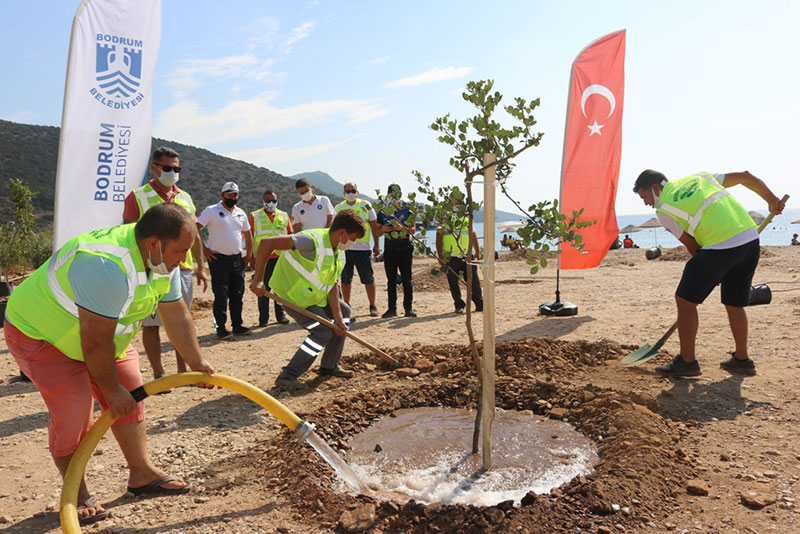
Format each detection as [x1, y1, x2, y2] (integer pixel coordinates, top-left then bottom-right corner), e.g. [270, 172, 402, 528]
[334, 199, 371, 243]
[656, 173, 756, 248]
[133, 182, 197, 270]
[269, 228, 344, 308]
[441, 216, 471, 257]
[5, 224, 173, 361]
[251, 208, 289, 251]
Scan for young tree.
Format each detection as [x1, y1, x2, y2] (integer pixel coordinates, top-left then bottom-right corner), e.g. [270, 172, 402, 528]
[0, 179, 37, 291]
[394, 80, 592, 468]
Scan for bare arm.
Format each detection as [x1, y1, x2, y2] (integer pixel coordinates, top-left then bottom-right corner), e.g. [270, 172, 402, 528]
[471, 229, 481, 260]
[243, 231, 254, 265]
[435, 230, 444, 257]
[678, 232, 700, 256]
[191, 234, 208, 292]
[370, 220, 380, 254]
[325, 214, 334, 228]
[251, 235, 295, 296]
[78, 308, 136, 418]
[722, 171, 784, 214]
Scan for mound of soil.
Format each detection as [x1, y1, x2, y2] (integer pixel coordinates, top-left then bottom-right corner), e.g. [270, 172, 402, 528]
[256, 338, 694, 533]
[659, 246, 775, 262]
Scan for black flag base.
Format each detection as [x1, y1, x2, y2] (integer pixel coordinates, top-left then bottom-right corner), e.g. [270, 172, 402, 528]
[539, 300, 579, 317]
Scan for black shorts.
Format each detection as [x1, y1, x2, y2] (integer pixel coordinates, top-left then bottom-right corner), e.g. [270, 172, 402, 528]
[676, 239, 760, 307]
[341, 250, 374, 284]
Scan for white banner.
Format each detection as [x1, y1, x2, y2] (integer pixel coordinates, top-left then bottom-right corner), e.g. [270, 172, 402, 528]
[54, 0, 162, 248]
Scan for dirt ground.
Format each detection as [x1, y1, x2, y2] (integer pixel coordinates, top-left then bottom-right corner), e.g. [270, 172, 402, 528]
[1, 246, 800, 533]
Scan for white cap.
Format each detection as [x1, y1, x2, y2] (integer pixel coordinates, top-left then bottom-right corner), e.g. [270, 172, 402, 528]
[221, 181, 239, 193]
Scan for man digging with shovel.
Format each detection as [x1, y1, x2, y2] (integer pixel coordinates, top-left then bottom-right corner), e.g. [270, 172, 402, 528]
[633, 170, 785, 377]
[250, 210, 366, 390]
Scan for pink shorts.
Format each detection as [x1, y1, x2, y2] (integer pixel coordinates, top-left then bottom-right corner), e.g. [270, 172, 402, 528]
[4, 320, 145, 457]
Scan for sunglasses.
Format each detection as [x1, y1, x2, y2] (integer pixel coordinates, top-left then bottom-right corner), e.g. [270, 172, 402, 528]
[154, 163, 182, 173]
[344, 189, 357, 194]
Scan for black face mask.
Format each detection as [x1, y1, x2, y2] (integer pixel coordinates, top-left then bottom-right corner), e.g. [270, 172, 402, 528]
[223, 198, 238, 208]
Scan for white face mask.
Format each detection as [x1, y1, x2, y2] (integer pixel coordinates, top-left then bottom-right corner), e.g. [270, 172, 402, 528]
[300, 190, 313, 202]
[157, 171, 179, 187]
[263, 200, 277, 212]
[337, 236, 355, 251]
[345, 192, 357, 202]
[147, 241, 172, 276]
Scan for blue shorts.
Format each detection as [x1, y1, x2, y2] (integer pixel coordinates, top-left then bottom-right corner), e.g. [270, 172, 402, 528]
[341, 250, 374, 284]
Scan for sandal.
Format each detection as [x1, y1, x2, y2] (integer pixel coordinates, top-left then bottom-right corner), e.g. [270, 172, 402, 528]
[77, 496, 109, 525]
[128, 475, 191, 497]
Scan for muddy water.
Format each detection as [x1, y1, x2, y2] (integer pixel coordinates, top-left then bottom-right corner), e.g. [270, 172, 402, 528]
[346, 407, 598, 506]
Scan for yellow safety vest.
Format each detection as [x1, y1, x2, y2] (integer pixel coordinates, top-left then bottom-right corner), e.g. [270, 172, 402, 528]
[5, 224, 173, 361]
[656, 173, 756, 247]
[132, 182, 197, 270]
[441, 216, 471, 257]
[251, 208, 289, 251]
[335, 199, 372, 243]
[269, 229, 343, 308]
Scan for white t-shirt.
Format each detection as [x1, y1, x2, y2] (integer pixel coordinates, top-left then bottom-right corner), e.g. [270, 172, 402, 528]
[197, 201, 251, 255]
[656, 173, 758, 250]
[291, 195, 334, 231]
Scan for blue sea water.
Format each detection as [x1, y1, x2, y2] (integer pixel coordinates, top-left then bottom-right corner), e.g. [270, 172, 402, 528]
[464, 208, 800, 251]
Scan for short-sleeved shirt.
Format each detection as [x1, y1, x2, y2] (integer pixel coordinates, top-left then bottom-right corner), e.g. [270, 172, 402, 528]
[197, 201, 250, 255]
[656, 173, 758, 250]
[291, 195, 334, 230]
[377, 202, 412, 244]
[68, 252, 181, 319]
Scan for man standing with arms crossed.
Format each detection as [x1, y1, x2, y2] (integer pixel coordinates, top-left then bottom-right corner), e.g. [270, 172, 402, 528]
[248, 189, 292, 327]
[197, 182, 253, 339]
[291, 178, 334, 231]
[123, 147, 208, 381]
[633, 169, 784, 377]
[334, 182, 380, 317]
[3, 204, 216, 524]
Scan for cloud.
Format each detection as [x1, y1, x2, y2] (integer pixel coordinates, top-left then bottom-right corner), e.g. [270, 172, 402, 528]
[228, 136, 360, 166]
[369, 56, 391, 65]
[385, 66, 474, 88]
[1, 110, 37, 123]
[283, 21, 316, 53]
[242, 17, 281, 52]
[153, 93, 387, 145]
[166, 54, 284, 98]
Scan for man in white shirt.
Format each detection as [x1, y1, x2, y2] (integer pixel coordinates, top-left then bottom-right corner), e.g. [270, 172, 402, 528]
[197, 182, 253, 339]
[291, 178, 334, 231]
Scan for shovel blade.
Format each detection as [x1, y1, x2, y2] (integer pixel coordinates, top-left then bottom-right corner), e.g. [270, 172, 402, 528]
[621, 345, 657, 366]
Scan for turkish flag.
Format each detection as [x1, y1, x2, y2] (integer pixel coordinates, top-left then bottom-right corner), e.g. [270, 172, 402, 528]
[559, 30, 626, 269]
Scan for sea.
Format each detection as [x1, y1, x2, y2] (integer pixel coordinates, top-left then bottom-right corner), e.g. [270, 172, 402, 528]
[420, 208, 800, 251]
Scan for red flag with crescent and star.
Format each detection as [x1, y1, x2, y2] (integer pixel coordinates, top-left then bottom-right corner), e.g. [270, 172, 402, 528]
[559, 30, 626, 269]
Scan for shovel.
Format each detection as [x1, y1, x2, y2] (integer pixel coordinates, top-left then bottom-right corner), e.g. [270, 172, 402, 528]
[621, 194, 789, 367]
[261, 289, 400, 367]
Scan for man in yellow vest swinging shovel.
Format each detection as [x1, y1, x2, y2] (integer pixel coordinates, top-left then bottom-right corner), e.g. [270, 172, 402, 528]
[250, 210, 367, 390]
[634, 170, 784, 378]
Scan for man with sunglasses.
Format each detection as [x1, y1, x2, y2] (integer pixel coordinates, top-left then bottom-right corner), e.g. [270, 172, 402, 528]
[123, 147, 207, 383]
[334, 183, 380, 317]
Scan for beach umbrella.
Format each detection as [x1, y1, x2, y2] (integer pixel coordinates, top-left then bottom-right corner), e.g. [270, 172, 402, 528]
[748, 211, 766, 225]
[619, 224, 640, 234]
[638, 217, 662, 246]
[791, 219, 800, 224]
[497, 220, 524, 232]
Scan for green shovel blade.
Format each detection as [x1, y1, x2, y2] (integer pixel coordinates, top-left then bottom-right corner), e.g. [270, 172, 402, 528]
[621, 345, 657, 366]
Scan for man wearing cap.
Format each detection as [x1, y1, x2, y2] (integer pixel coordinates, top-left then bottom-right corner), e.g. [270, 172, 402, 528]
[291, 178, 334, 231]
[248, 189, 292, 327]
[3, 203, 216, 523]
[633, 169, 784, 377]
[123, 146, 208, 382]
[197, 182, 253, 339]
[375, 184, 417, 318]
[334, 182, 380, 317]
[250, 210, 366, 390]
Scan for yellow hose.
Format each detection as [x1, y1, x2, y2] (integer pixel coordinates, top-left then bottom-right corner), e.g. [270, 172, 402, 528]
[60, 372, 302, 533]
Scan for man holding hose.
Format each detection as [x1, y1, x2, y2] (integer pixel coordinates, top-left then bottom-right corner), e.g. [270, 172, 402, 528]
[633, 170, 784, 377]
[250, 209, 366, 391]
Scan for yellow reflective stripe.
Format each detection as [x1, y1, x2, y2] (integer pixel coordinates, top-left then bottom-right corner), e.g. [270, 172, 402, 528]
[134, 187, 160, 212]
[657, 203, 689, 221]
[281, 231, 334, 291]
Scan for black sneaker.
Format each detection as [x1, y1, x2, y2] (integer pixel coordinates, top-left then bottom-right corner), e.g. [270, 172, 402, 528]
[404, 309, 418, 318]
[232, 325, 252, 336]
[369, 305, 379, 317]
[276, 316, 290, 325]
[655, 354, 702, 377]
[475, 303, 483, 312]
[720, 353, 756, 376]
[382, 308, 397, 318]
[318, 367, 355, 379]
[258, 320, 269, 328]
[454, 306, 465, 314]
[216, 328, 232, 340]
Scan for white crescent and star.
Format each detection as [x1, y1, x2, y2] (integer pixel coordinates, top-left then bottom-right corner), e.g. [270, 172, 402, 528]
[580, 84, 616, 136]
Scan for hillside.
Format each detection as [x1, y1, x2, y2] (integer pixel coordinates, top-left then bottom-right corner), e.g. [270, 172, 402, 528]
[0, 119, 343, 226]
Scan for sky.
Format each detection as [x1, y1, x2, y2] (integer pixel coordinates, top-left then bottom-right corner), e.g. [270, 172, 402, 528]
[1, 0, 798, 215]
